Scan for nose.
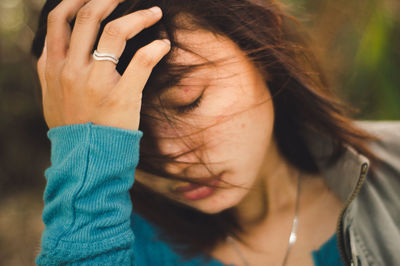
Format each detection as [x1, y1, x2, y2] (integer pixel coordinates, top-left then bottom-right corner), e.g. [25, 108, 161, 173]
[145, 113, 205, 176]
[157, 137, 201, 176]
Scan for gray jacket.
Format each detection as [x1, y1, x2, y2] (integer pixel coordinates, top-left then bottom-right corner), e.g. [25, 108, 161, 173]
[307, 121, 400, 266]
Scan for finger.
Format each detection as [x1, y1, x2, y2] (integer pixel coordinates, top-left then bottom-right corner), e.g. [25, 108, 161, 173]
[46, 0, 91, 66]
[117, 39, 171, 93]
[92, 6, 163, 72]
[37, 37, 48, 96]
[68, 0, 124, 66]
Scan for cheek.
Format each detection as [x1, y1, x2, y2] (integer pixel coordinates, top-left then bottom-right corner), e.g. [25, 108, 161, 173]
[208, 98, 274, 155]
[202, 99, 274, 186]
[150, 120, 192, 139]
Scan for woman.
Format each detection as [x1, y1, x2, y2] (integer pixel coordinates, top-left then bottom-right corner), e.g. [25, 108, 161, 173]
[31, 0, 400, 265]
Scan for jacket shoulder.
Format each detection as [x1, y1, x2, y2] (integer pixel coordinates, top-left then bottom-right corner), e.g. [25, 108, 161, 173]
[355, 120, 400, 140]
[355, 120, 400, 169]
[349, 121, 400, 265]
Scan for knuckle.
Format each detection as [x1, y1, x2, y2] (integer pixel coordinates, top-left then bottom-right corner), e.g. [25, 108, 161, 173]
[45, 64, 58, 79]
[47, 9, 61, 24]
[60, 65, 78, 85]
[76, 6, 99, 23]
[104, 22, 123, 38]
[135, 49, 157, 67]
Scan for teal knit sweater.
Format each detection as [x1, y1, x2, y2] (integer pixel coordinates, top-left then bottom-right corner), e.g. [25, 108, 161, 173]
[35, 123, 344, 266]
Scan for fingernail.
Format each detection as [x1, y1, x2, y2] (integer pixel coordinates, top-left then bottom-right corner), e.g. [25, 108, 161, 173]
[148, 6, 162, 15]
[161, 39, 170, 46]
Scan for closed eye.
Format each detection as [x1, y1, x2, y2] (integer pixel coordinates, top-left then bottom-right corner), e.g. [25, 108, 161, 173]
[175, 93, 203, 115]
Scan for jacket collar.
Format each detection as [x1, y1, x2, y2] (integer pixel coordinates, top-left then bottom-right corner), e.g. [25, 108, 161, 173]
[304, 128, 370, 203]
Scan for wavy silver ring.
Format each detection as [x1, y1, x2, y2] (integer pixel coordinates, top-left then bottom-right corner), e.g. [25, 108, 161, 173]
[92, 49, 119, 64]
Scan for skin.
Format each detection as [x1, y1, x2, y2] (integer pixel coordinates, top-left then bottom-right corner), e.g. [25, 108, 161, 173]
[134, 29, 343, 266]
[136, 28, 276, 215]
[37, 1, 344, 265]
[38, 1, 170, 131]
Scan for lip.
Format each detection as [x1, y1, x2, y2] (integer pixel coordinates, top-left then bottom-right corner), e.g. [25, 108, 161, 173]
[174, 183, 205, 193]
[180, 186, 217, 201]
[171, 172, 223, 200]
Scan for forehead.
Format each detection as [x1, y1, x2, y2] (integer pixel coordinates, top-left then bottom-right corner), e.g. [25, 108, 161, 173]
[171, 29, 242, 63]
[168, 29, 252, 85]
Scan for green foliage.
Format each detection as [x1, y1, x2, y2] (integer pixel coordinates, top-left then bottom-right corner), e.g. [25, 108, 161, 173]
[349, 8, 400, 119]
[284, 0, 400, 120]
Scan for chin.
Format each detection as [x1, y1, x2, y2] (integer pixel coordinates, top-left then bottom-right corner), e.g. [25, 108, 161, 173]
[192, 202, 229, 214]
[184, 189, 247, 214]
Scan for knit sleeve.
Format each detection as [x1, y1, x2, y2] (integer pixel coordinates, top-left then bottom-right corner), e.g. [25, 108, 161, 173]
[35, 122, 143, 265]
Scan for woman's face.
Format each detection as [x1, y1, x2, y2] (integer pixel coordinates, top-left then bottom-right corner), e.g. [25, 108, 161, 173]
[135, 28, 275, 214]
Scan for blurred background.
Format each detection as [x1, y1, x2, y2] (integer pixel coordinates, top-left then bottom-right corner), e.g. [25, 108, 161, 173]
[0, 0, 399, 265]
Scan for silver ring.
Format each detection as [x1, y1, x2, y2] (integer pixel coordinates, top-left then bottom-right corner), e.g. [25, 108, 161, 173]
[92, 49, 119, 64]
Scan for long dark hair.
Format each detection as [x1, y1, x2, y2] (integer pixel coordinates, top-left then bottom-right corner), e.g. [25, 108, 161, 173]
[31, 0, 381, 261]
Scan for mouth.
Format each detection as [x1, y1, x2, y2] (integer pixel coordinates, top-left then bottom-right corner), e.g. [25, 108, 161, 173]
[171, 172, 224, 200]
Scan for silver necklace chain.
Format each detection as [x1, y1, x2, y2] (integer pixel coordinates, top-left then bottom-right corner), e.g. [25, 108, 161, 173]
[226, 171, 302, 266]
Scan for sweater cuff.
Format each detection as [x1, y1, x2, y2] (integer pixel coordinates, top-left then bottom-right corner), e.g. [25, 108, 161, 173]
[47, 123, 143, 167]
[40, 123, 142, 261]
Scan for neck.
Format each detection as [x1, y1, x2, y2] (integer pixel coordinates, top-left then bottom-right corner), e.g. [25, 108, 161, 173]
[234, 136, 300, 229]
